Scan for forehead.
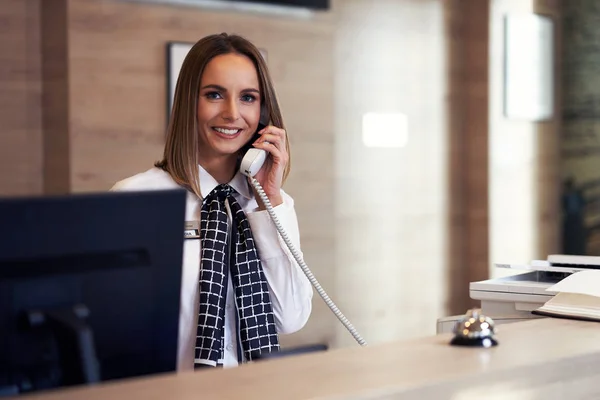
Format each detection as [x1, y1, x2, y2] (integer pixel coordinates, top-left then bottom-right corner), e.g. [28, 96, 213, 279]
[201, 53, 259, 88]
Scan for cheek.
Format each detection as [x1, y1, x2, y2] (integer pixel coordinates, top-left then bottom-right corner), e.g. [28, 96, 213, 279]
[196, 100, 217, 125]
[242, 104, 262, 126]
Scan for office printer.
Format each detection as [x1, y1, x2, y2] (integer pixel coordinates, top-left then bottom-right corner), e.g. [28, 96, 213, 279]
[436, 255, 600, 333]
[470, 254, 600, 320]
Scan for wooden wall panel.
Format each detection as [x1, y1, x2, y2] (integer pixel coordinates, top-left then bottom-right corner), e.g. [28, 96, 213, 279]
[0, 0, 43, 196]
[534, 0, 562, 258]
[463, 0, 491, 299]
[445, 0, 490, 315]
[42, 0, 71, 194]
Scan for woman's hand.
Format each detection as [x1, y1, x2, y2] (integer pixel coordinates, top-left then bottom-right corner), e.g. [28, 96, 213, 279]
[249, 125, 288, 209]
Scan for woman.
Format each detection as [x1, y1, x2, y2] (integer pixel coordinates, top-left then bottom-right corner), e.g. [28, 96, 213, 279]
[111, 33, 313, 371]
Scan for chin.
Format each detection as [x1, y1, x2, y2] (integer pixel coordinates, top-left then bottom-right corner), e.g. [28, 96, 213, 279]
[203, 136, 243, 155]
[212, 143, 245, 157]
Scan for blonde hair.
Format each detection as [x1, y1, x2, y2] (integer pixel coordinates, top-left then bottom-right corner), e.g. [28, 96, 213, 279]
[155, 33, 290, 199]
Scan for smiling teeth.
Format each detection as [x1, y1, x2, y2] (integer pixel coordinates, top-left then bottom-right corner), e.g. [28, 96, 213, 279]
[214, 127, 239, 135]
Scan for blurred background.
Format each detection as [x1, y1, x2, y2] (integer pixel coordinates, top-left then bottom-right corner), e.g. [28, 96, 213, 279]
[1, 0, 597, 350]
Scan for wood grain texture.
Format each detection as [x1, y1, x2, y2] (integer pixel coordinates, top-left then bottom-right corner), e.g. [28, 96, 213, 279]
[445, 0, 490, 314]
[41, 0, 71, 194]
[20, 318, 600, 400]
[0, 0, 43, 196]
[462, 0, 490, 298]
[534, 0, 562, 259]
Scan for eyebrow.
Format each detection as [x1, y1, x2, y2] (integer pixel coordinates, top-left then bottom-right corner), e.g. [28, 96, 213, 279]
[200, 84, 260, 94]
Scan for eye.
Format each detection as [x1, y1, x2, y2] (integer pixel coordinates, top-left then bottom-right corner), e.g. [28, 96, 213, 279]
[241, 94, 257, 103]
[205, 91, 222, 100]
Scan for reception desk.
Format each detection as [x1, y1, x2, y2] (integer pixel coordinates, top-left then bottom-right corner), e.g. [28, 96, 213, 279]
[17, 318, 600, 399]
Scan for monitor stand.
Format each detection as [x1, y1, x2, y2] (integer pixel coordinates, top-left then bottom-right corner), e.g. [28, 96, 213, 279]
[24, 304, 101, 387]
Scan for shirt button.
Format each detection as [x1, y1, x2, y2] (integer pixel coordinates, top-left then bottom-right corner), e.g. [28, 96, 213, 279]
[226, 344, 233, 351]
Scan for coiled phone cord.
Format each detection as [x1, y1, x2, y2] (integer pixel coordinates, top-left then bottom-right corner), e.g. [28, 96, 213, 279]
[250, 177, 367, 347]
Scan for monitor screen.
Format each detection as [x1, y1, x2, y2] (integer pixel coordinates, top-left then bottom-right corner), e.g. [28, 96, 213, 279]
[0, 189, 186, 396]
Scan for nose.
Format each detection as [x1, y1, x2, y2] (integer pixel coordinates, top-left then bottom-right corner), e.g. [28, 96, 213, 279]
[221, 98, 240, 121]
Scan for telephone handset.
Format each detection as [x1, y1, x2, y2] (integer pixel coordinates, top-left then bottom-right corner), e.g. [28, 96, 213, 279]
[239, 124, 367, 347]
[239, 123, 268, 178]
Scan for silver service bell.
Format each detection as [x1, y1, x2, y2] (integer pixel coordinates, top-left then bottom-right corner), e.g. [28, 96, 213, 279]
[450, 308, 498, 348]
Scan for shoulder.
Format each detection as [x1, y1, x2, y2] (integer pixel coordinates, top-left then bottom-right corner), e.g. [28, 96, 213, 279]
[110, 167, 181, 192]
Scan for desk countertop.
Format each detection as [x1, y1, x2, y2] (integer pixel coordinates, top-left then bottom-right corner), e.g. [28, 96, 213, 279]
[20, 318, 600, 400]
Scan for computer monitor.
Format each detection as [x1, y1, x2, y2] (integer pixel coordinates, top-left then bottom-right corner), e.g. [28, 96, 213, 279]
[0, 189, 186, 396]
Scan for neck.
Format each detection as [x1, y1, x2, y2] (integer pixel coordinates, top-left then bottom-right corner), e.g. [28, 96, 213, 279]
[199, 154, 238, 184]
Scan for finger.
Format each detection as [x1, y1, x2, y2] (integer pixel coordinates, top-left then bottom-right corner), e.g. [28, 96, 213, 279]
[259, 125, 286, 140]
[253, 140, 288, 164]
[257, 132, 284, 150]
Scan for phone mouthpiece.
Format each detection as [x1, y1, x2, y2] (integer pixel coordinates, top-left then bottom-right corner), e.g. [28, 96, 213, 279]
[240, 148, 267, 177]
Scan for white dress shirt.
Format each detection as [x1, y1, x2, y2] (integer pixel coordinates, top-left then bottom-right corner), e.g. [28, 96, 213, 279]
[111, 166, 313, 371]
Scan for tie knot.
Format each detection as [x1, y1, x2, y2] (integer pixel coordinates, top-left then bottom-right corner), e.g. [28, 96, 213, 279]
[205, 184, 235, 202]
[216, 183, 234, 196]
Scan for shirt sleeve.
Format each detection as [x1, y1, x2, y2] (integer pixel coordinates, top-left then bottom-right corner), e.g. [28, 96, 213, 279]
[245, 190, 313, 334]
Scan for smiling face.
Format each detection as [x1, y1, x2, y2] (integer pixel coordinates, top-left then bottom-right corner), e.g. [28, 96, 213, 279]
[196, 53, 262, 161]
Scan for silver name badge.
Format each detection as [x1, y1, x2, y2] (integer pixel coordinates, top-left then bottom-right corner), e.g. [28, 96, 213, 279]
[184, 221, 200, 239]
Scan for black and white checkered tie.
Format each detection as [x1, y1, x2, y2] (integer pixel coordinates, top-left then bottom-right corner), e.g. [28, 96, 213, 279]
[195, 183, 280, 367]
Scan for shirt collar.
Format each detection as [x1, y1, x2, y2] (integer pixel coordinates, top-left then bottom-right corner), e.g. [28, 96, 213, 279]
[198, 164, 252, 200]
